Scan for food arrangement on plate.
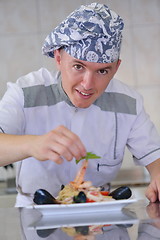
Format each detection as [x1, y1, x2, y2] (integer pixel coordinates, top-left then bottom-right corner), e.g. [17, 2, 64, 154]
[61, 224, 105, 239]
[33, 152, 132, 205]
[36, 224, 126, 239]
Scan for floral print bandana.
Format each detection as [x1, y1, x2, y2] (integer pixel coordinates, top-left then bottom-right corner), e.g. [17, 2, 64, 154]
[42, 3, 124, 63]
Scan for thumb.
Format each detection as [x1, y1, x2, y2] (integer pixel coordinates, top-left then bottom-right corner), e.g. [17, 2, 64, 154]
[145, 185, 157, 202]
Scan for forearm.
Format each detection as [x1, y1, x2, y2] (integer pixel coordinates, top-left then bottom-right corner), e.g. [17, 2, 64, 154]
[0, 126, 86, 166]
[145, 158, 160, 202]
[0, 133, 34, 166]
[146, 158, 160, 179]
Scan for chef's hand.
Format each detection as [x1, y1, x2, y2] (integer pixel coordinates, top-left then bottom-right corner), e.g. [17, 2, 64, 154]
[29, 125, 86, 164]
[145, 158, 160, 202]
[146, 202, 160, 218]
[146, 202, 160, 228]
[145, 174, 160, 202]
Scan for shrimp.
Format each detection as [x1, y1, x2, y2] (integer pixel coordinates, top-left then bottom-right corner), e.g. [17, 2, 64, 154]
[70, 160, 88, 189]
[79, 181, 92, 189]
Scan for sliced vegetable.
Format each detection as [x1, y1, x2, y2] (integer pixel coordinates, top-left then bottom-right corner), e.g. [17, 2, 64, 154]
[100, 191, 109, 196]
[89, 191, 99, 196]
[86, 198, 95, 203]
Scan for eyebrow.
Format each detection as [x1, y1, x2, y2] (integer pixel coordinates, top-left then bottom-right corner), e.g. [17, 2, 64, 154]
[73, 60, 113, 70]
[98, 66, 113, 71]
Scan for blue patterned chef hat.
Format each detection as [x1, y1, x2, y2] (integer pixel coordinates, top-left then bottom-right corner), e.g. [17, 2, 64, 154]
[42, 2, 124, 63]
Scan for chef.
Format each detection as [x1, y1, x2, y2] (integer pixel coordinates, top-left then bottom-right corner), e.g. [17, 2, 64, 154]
[0, 3, 160, 207]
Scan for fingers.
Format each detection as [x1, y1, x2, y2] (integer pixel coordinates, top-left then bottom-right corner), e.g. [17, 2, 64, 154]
[145, 179, 160, 203]
[146, 202, 160, 218]
[33, 126, 87, 164]
[47, 150, 63, 164]
[57, 125, 86, 156]
[145, 186, 157, 203]
[49, 126, 86, 161]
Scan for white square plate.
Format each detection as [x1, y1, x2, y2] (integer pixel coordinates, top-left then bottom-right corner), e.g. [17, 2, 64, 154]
[27, 198, 137, 216]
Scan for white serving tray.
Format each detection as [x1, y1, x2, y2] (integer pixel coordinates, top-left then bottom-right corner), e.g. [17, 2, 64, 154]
[27, 198, 137, 216]
[28, 207, 138, 230]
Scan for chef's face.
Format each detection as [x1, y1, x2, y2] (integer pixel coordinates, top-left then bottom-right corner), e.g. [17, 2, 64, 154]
[54, 49, 121, 108]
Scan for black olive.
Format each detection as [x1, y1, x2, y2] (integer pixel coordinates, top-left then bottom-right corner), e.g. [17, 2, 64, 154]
[36, 229, 57, 238]
[109, 186, 132, 200]
[33, 189, 60, 205]
[61, 184, 65, 190]
[73, 191, 87, 203]
[75, 226, 89, 235]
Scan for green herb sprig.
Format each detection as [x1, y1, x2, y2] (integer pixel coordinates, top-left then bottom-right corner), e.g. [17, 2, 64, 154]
[76, 152, 101, 164]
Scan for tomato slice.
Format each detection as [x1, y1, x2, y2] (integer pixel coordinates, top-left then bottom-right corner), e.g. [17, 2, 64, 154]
[100, 191, 109, 196]
[86, 198, 95, 203]
[89, 191, 99, 196]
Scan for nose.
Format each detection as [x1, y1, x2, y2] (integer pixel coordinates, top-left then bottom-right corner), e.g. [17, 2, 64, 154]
[81, 72, 94, 90]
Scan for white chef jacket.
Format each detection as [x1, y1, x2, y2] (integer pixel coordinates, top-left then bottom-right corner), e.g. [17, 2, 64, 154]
[0, 68, 160, 207]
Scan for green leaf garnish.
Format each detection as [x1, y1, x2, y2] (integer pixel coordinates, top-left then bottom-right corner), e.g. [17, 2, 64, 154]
[76, 152, 101, 164]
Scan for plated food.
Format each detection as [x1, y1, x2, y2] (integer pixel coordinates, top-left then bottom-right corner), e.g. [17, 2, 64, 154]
[56, 159, 113, 204]
[61, 224, 104, 239]
[33, 153, 132, 205]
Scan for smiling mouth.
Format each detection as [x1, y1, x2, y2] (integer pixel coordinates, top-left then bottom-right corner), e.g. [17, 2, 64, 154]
[76, 89, 93, 96]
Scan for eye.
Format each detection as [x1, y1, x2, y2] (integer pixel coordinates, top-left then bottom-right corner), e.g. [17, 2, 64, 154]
[98, 69, 109, 75]
[73, 64, 83, 71]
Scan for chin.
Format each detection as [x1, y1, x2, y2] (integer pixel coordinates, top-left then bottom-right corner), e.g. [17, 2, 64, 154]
[73, 102, 92, 109]
[71, 97, 94, 109]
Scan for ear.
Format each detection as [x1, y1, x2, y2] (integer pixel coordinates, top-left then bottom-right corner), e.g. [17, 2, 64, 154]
[113, 59, 121, 75]
[54, 49, 62, 69]
[116, 59, 121, 71]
